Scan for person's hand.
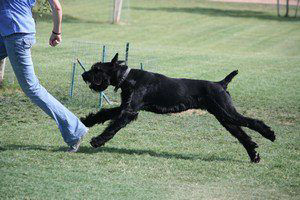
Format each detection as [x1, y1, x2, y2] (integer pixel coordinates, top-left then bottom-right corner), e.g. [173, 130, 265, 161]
[49, 32, 62, 47]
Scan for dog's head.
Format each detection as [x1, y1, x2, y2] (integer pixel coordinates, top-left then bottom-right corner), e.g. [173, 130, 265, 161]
[82, 53, 124, 92]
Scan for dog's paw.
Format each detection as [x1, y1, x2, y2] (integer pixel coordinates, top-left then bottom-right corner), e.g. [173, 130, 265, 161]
[80, 117, 87, 123]
[80, 117, 86, 122]
[251, 153, 260, 163]
[80, 117, 93, 127]
[267, 129, 276, 142]
[90, 137, 106, 148]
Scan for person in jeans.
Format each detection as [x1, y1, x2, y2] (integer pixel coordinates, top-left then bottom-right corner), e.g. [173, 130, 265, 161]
[0, 0, 88, 152]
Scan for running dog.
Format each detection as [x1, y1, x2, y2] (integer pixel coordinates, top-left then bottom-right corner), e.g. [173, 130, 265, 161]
[81, 53, 276, 163]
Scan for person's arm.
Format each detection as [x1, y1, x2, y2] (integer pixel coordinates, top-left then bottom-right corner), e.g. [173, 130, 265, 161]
[48, 0, 62, 47]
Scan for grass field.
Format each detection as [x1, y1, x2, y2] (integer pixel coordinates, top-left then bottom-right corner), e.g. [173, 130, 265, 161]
[0, 0, 299, 199]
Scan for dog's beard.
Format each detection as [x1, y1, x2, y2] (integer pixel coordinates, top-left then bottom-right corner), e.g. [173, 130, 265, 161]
[88, 80, 109, 92]
[89, 84, 107, 92]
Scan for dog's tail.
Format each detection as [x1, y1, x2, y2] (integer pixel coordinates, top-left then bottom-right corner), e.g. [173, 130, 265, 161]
[219, 70, 238, 90]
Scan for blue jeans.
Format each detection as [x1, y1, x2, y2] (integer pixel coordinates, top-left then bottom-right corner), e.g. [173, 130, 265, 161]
[0, 33, 87, 146]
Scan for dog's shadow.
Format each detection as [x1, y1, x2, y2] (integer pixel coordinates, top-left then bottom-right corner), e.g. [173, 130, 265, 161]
[79, 146, 244, 163]
[1, 144, 244, 163]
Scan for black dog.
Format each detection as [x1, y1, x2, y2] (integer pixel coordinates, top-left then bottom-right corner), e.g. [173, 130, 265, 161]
[81, 53, 275, 163]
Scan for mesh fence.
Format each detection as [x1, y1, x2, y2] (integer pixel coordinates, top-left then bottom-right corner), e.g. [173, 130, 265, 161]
[68, 41, 163, 108]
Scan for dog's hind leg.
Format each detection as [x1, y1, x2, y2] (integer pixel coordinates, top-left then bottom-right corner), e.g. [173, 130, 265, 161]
[90, 109, 138, 148]
[80, 107, 121, 127]
[216, 119, 260, 163]
[206, 93, 275, 142]
[229, 108, 275, 142]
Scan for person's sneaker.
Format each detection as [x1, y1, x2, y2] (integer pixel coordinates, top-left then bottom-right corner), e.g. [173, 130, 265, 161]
[67, 129, 88, 153]
[67, 137, 83, 153]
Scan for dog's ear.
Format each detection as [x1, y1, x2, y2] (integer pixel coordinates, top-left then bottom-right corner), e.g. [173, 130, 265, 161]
[111, 53, 118, 65]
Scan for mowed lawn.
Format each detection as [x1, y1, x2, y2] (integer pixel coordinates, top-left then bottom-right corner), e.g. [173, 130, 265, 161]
[0, 0, 299, 199]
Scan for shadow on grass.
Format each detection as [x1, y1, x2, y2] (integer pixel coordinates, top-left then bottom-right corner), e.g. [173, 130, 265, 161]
[0, 144, 244, 163]
[0, 144, 50, 152]
[33, 12, 109, 24]
[79, 146, 244, 163]
[132, 6, 300, 22]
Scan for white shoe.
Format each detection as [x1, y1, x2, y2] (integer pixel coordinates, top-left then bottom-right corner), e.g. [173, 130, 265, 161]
[67, 129, 88, 153]
[67, 137, 83, 153]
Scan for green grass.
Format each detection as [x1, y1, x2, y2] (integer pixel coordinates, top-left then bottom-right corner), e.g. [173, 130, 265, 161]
[0, 0, 299, 199]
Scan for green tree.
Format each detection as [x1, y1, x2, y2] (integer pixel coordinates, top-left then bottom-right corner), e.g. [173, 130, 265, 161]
[33, 0, 51, 17]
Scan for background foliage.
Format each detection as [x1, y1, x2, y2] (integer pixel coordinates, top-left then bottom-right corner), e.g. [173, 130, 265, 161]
[33, 0, 51, 17]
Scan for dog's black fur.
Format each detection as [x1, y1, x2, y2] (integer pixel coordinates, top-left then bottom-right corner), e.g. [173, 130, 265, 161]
[81, 53, 275, 163]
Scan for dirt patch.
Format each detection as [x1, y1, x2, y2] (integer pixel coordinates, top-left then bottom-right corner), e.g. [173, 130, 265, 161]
[280, 120, 295, 126]
[211, 0, 298, 6]
[173, 109, 207, 116]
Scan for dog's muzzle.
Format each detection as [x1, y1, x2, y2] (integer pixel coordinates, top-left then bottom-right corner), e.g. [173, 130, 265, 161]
[82, 71, 107, 92]
[82, 72, 89, 83]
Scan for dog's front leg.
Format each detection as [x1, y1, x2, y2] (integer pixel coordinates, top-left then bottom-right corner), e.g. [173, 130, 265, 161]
[80, 107, 121, 127]
[90, 109, 138, 148]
